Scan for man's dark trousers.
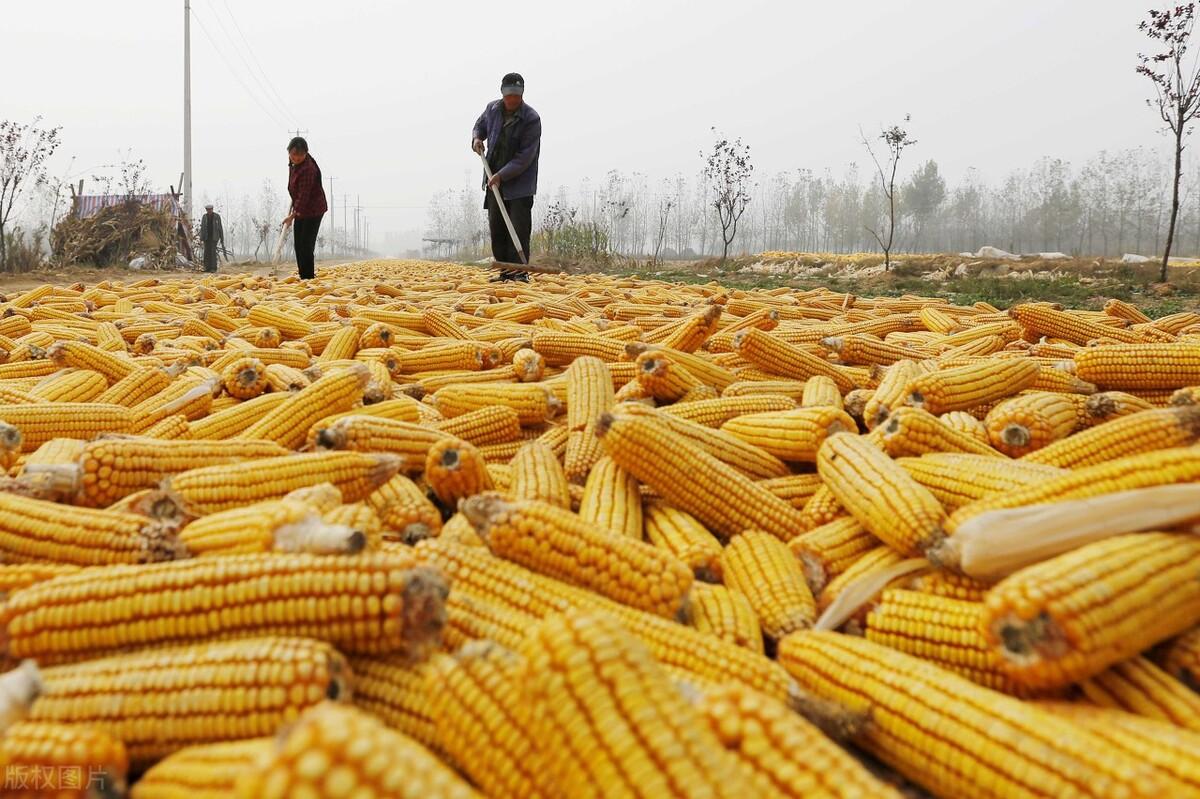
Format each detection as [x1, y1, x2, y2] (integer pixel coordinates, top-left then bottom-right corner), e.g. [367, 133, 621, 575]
[487, 194, 533, 278]
[293, 215, 322, 280]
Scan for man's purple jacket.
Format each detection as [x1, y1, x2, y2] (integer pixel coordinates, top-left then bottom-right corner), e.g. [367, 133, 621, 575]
[472, 99, 541, 202]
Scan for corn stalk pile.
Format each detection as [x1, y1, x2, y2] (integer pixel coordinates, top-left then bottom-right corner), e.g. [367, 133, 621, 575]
[50, 201, 182, 268]
[0, 259, 1193, 798]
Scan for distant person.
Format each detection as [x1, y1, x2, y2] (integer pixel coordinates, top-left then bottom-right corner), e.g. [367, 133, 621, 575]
[283, 136, 327, 280]
[471, 72, 541, 282]
[198, 203, 224, 273]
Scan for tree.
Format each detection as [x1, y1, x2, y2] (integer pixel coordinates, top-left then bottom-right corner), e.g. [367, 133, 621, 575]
[702, 129, 754, 264]
[1138, 4, 1200, 282]
[651, 180, 676, 264]
[0, 117, 61, 272]
[903, 159, 946, 250]
[860, 116, 916, 270]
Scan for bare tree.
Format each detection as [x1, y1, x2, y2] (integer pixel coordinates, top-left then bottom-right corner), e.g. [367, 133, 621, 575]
[702, 129, 754, 264]
[0, 117, 61, 272]
[860, 116, 916, 270]
[651, 180, 675, 264]
[1138, 4, 1200, 281]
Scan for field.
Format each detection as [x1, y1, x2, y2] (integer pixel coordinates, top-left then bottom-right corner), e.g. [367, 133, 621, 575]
[0, 258, 1197, 798]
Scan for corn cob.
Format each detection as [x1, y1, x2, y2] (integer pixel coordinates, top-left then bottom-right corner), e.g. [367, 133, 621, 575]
[233, 701, 479, 799]
[1104, 298, 1154, 324]
[822, 333, 926, 366]
[358, 321, 395, 349]
[178, 497, 366, 555]
[140, 413, 191, 440]
[313, 415, 448, 468]
[625, 343, 739, 391]
[577, 455, 643, 538]
[815, 546, 906, 617]
[245, 304, 313, 339]
[597, 410, 809, 541]
[432, 404, 521, 446]
[905, 357, 1040, 414]
[46, 341, 138, 382]
[903, 568, 992, 602]
[756, 473, 823, 510]
[561, 356, 614, 481]
[722, 531, 816, 640]
[0, 720, 129, 798]
[863, 588, 1037, 696]
[0, 403, 133, 452]
[799, 373, 844, 408]
[653, 304, 722, 351]
[509, 440, 570, 508]
[734, 328, 858, 392]
[239, 364, 369, 448]
[778, 631, 1162, 799]
[1080, 655, 1200, 730]
[424, 437, 493, 507]
[896, 453, 1063, 510]
[981, 532, 1200, 690]
[186, 392, 290, 440]
[1036, 702, 1200, 796]
[463, 494, 692, 617]
[131, 738, 274, 799]
[659, 394, 796, 428]
[1021, 405, 1200, 468]
[69, 437, 291, 507]
[982, 391, 1079, 456]
[260, 362, 309, 392]
[509, 346, 545, 383]
[720, 405, 857, 462]
[346, 655, 439, 747]
[1075, 342, 1200, 389]
[165, 451, 399, 515]
[518, 610, 757, 798]
[947, 447, 1200, 532]
[938, 409, 990, 445]
[694, 682, 903, 799]
[28, 636, 349, 767]
[641, 500, 722, 581]
[303, 397, 423, 446]
[425, 642, 553, 798]
[800, 483, 845, 528]
[863, 359, 926, 429]
[722, 378, 808, 398]
[817, 432, 946, 557]
[685, 582, 763, 651]
[1160, 626, 1200, 691]
[366, 473, 442, 543]
[219, 356, 266, 400]
[28, 369, 108, 403]
[879, 405, 1003, 458]
[530, 331, 627, 365]
[616, 401, 790, 478]
[208, 347, 309, 372]
[2, 550, 447, 663]
[433, 382, 557, 425]
[1010, 303, 1143, 345]
[789, 516, 878, 593]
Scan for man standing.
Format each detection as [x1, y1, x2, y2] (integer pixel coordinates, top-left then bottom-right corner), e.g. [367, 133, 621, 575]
[198, 203, 224, 273]
[472, 72, 541, 281]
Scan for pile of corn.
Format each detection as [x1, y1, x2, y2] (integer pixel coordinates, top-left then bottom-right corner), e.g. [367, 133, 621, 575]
[0, 259, 1197, 798]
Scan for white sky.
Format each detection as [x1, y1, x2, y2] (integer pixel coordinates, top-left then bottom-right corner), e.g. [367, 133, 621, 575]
[0, 0, 1166, 251]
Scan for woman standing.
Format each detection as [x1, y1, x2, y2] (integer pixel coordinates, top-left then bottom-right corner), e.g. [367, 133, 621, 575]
[283, 136, 328, 280]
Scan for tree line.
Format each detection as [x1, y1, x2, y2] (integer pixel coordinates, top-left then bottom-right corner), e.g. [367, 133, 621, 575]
[423, 144, 1192, 263]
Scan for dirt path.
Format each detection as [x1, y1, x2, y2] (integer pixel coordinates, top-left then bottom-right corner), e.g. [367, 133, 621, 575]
[0, 259, 350, 292]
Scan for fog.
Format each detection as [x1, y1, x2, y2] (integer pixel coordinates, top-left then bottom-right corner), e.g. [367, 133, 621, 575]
[0, 0, 1165, 254]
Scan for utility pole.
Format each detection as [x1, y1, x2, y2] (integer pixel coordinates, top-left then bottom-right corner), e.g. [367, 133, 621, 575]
[328, 177, 335, 255]
[343, 195, 348, 248]
[183, 0, 193, 217]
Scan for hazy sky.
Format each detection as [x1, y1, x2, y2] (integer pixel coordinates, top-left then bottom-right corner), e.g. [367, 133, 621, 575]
[1, 0, 1168, 251]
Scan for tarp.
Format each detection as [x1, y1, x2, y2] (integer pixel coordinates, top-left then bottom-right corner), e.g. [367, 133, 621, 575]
[73, 194, 181, 219]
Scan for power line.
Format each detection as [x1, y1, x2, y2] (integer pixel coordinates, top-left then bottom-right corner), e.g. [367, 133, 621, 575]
[218, 0, 298, 126]
[210, 0, 298, 128]
[190, 6, 289, 131]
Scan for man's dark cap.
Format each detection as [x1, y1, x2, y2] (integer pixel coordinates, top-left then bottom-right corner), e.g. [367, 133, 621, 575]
[501, 73, 525, 96]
